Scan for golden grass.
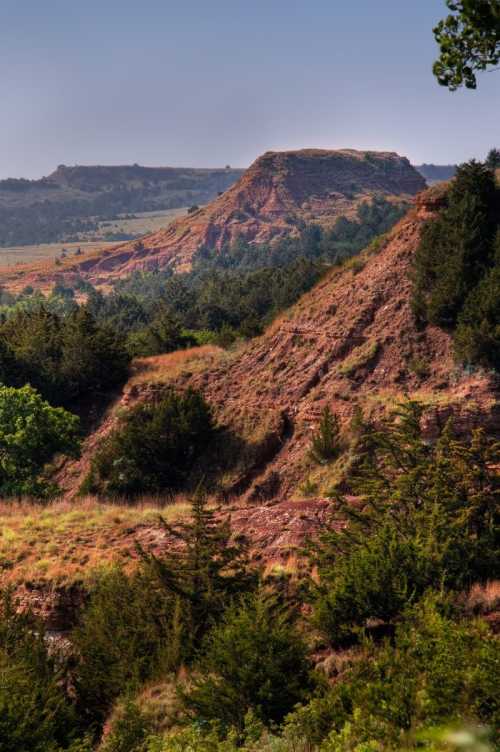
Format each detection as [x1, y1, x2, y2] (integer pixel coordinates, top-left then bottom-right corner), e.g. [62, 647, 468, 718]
[0, 496, 191, 586]
[128, 345, 227, 386]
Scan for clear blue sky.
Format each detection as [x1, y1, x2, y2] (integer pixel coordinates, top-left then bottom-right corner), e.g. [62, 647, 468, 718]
[0, 0, 498, 178]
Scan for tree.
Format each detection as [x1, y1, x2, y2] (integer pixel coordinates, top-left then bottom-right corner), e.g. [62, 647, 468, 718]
[0, 384, 80, 497]
[309, 406, 341, 464]
[433, 1, 500, 90]
[0, 592, 81, 751]
[183, 591, 313, 735]
[137, 489, 256, 662]
[72, 567, 172, 724]
[411, 161, 498, 332]
[74, 492, 256, 724]
[310, 401, 500, 643]
[486, 147, 500, 168]
[83, 389, 215, 497]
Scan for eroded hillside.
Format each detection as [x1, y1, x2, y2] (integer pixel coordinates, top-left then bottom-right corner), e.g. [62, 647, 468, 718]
[56, 184, 499, 506]
[11, 149, 425, 289]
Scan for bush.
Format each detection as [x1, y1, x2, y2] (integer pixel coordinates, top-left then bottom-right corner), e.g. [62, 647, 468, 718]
[309, 406, 341, 464]
[73, 568, 172, 725]
[0, 384, 80, 497]
[100, 701, 153, 752]
[183, 592, 314, 735]
[83, 389, 215, 497]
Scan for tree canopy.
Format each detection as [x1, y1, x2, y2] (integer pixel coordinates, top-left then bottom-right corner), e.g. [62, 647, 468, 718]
[433, 1, 500, 90]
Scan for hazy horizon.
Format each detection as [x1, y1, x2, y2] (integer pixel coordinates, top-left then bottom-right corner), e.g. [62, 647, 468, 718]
[1, 0, 498, 179]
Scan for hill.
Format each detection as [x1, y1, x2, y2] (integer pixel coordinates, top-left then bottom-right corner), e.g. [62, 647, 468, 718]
[415, 163, 457, 183]
[0, 163, 244, 246]
[53, 182, 498, 509]
[18, 148, 425, 287]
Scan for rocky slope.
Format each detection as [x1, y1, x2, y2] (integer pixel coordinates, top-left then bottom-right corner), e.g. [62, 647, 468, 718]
[17, 149, 425, 287]
[56, 182, 499, 506]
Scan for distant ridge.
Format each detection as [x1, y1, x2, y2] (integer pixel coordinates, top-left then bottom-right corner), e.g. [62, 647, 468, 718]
[0, 164, 245, 246]
[415, 164, 456, 184]
[32, 148, 425, 286]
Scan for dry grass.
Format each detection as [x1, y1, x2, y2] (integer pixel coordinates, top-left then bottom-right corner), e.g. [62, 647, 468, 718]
[0, 496, 192, 586]
[128, 346, 227, 387]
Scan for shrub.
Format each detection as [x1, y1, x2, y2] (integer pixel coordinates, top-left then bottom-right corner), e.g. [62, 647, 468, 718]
[0, 384, 80, 497]
[100, 701, 153, 752]
[83, 389, 215, 497]
[287, 596, 500, 750]
[183, 592, 314, 735]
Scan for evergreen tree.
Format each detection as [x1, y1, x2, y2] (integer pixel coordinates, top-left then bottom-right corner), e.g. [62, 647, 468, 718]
[310, 401, 500, 642]
[412, 161, 498, 329]
[183, 591, 313, 735]
[309, 406, 341, 464]
[137, 489, 257, 660]
[486, 147, 500, 169]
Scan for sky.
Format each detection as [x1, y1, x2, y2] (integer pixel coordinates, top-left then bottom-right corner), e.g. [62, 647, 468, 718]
[0, 0, 498, 178]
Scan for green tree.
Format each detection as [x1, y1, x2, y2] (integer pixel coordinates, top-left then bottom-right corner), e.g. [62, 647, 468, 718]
[137, 490, 256, 662]
[287, 596, 500, 750]
[310, 402, 499, 642]
[411, 161, 499, 349]
[0, 384, 80, 497]
[433, 1, 500, 90]
[183, 591, 313, 735]
[74, 493, 255, 724]
[72, 568, 172, 725]
[309, 406, 341, 464]
[0, 592, 81, 751]
[486, 146, 500, 168]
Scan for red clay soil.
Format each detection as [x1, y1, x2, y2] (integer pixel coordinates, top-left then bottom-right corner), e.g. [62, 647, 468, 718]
[11, 149, 425, 289]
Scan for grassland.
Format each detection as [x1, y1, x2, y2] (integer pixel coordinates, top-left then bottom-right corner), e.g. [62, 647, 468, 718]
[0, 496, 192, 586]
[0, 208, 187, 269]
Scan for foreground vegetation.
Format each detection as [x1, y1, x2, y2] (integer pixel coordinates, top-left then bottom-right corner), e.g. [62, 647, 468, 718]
[0, 402, 498, 751]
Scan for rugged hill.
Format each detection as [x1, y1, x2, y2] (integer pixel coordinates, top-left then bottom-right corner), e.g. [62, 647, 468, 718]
[20, 149, 425, 286]
[57, 183, 499, 506]
[0, 164, 244, 246]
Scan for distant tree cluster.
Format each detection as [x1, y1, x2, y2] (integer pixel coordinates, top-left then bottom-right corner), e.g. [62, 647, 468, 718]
[0, 307, 129, 407]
